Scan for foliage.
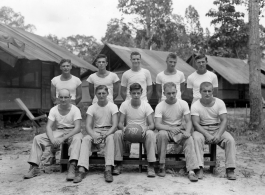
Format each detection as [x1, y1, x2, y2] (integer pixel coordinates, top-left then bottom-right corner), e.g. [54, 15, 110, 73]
[101, 18, 135, 47]
[0, 6, 36, 32]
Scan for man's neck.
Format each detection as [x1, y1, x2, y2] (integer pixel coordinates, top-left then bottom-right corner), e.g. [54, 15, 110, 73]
[165, 98, 177, 105]
[61, 73, 71, 79]
[59, 103, 71, 110]
[97, 100, 108, 107]
[165, 68, 176, 74]
[131, 99, 141, 107]
[131, 66, 141, 72]
[98, 69, 107, 75]
[200, 97, 215, 107]
[196, 70, 207, 75]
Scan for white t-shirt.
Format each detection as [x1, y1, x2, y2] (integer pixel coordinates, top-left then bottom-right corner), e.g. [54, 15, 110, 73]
[121, 68, 152, 102]
[51, 75, 82, 100]
[86, 102, 118, 127]
[156, 70, 185, 100]
[87, 72, 120, 104]
[48, 105, 82, 129]
[155, 99, 190, 126]
[190, 98, 227, 125]
[119, 100, 153, 128]
[187, 70, 218, 99]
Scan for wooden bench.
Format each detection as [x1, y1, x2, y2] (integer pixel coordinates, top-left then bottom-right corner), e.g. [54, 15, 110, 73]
[60, 142, 217, 173]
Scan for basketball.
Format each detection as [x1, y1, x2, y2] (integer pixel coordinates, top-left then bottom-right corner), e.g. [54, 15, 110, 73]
[124, 124, 144, 143]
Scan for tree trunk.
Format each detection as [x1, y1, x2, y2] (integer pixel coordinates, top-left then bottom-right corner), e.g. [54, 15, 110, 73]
[248, 0, 262, 130]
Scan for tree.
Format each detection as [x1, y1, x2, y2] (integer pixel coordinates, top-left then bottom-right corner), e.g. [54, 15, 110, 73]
[248, 0, 263, 130]
[206, 0, 248, 58]
[101, 18, 135, 47]
[118, 0, 173, 49]
[0, 6, 36, 32]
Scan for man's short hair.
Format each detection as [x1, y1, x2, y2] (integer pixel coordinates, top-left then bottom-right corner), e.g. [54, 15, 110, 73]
[130, 51, 141, 59]
[59, 59, 71, 66]
[200, 82, 213, 91]
[195, 54, 207, 62]
[166, 53, 177, 61]
[58, 88, 71, 96]
[95, 54, 107, 62]
[163, 82, 177, 91]
[95, 85, 109, 93]
[129, 83, 143, 92]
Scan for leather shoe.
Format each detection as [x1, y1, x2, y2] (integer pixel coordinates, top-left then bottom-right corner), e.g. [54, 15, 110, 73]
[104, 170, 113, 182]
[157, 168, 166, 177]
[226, 168, 236, 180]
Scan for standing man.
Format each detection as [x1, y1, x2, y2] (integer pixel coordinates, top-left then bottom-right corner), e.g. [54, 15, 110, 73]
[155, 82, 199, 181]
[120, 51, 153, 102]
[74, 85, 118, 183]
[51, 59, 82, 105]
[114, 83, 157, 177]
[24, 89, 83, 180]
[187, 54, 218, 104]
[156, 53, 185, 102]
[191, 82, 236, 180]
[87, 54, 120, 104]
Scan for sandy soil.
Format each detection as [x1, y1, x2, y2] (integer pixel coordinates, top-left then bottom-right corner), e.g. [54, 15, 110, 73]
[0, 125, 265, 195]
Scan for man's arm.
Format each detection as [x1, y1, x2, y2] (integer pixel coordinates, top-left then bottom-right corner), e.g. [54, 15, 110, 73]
[212, 113, 227, 144]
[120, 86, 127, 101]
[156, 84, 162, 101]
[118, 112, 126, 130]
[213, 87, 218, 97]
[113, 81, 120, 100]
[147, 85, 153, 100]
[155, 117, 181, 135]
[181, 114, 193, 138]
[101, 113, 118, 140]
[191, 115, 214, 143]
[75, 84, 82, 105]
[146, 113, 155, 131]
[46, 119, 56, 145]
[88, 83, 95, 101]
[51, 83, 58, 105]
[85, 114, 99, 139]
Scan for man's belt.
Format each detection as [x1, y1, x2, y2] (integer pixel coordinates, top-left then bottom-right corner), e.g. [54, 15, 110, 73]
[95, 126, 112, 128]
[201, 123, 219, 126]
[57, 127, 74, 130]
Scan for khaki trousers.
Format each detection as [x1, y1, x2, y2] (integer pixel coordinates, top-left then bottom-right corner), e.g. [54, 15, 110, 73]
[157, 130, 199, 171]
[193, 128, 236, 169]
[114, 130, 156, 162]
[28, 130, 83, 166]
[77, 129, 115, 170]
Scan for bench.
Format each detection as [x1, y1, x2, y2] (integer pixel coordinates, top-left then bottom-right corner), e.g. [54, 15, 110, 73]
[60, 142, 217, 173]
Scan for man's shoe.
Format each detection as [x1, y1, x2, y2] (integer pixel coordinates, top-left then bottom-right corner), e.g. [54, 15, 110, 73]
[112, 165, 122, 175]
[157, 168, 166, 177]
[188, 172, 198, 182]
[104, 170, 113, 182]
[66, 164, 76, 181]
[73, 172, 85, 183]
[226, 168, 236, 180]
[195, 168, 203, 179]
[147, 167, 156, 178]
[24, 166, 40, 179]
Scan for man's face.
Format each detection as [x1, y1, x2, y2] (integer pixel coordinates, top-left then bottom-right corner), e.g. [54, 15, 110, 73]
[96, 89, 108, 102]
[130, 89, 142, 100]
[96, 58, 108, 70]
[196, 58, 207, 72]
[164, 86, 177, 102]
[166, 57, 177, 71]
[200, 85, 213, 99]
[130, 55, 141, 68]
[60, 62, 72, 74]
[58, 90, 71, 105]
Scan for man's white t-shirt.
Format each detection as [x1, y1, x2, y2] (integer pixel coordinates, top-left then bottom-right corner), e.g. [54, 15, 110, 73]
[155, 99, 190, 126]
[86, 102, 118, 127]
[51, 75, 82, 100]
[87, 72, 120, 104]
[48, 105, 82, 129]
[119, 100, 153, 128]
[190, 98, 227, 125]
[187, 70, 218, 99]
[121, 68, 152, 102]
[156, 70, 185, 100]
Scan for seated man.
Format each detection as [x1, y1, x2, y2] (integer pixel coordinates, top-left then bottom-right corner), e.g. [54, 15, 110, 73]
[155, 82, 199, 182]
[74, 85, 118, 183]
[191, 82, 236, 180]
[24, 89, 83, 180]
[114, 83, 156, 177]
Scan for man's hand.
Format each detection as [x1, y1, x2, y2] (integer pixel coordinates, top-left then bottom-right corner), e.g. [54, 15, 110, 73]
[142, 126, 148, 138]
[92, 134, 103, 144]
[212, 133, 221, 144]
[205, 133, 214, 144]
[52, 137, 65, 147]
[170, 127, 181, 135]
[181, 131, 191, 139]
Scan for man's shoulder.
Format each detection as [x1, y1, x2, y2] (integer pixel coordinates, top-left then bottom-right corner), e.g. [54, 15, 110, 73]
[71, 104, 81, 111]
[187, 71, 197, 79]
[49, 105, 58, 113]
[214, 97, 225, 105]
[178, 99, 188, 106]
[51, 75, 61, 82]
[107, 101, 118, 109]
[206, 70, 217, 77]
[71, 75, 81, 81]
[156, 71, 164, 77]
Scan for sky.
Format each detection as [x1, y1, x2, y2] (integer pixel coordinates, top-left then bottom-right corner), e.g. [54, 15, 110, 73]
[1, 0, 264, 43]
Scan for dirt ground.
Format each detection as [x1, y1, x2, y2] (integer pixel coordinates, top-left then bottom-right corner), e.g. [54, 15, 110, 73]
[0, 108, 265, 195]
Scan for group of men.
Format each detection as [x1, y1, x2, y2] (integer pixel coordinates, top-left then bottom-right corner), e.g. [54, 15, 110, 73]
[23, 51, 236, 183]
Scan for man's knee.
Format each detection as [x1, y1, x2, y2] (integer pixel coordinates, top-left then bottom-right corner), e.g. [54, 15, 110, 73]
[157, 130, 168, 140]
[82, 135, 93, 143]
[192, 131, 204, 142]
[106, 134, 114, 142]
[114, 130, 123, 138]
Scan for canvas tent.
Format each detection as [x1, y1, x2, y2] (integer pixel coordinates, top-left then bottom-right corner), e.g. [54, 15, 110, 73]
[81, 43, 196, 105]
[0, 24, 97, 113]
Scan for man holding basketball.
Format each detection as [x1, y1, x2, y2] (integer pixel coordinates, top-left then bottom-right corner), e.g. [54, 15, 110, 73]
[74, 85, 119, 183]
[155, 82, 199, 181]
[114, 83, 157, 177]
